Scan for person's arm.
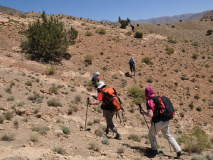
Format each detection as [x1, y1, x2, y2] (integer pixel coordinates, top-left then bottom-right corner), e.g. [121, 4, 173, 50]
[142, 109, 153, 118]
[88, 99, 101, 105]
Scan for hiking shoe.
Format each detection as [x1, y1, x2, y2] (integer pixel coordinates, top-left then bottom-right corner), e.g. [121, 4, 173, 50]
[105, 128, 109, 134]
[114, 134, 122, 140]
[145, 148, 158, 154]
[177, 151, 183, 157]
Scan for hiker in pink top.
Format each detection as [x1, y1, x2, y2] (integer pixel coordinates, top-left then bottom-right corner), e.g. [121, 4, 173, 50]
[141, 86, 183, 158]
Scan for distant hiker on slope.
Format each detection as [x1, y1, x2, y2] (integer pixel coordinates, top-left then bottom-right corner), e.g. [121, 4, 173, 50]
[141, 86, 183, 158]
[130, 24, 134, 32]
[129, 57, 135, 77]
[87, 81, 122, 140]
[91, 72, 100, 88]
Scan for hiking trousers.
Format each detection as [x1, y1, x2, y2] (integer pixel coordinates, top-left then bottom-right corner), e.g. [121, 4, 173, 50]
[148, 120, 181, 153]
[103, 110, 117, 133]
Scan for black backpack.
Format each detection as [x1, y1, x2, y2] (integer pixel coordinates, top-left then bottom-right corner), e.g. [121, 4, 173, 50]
[129, 59, 135, 66]
[148, 95, 175, 123]
[91, 74, 98, 82]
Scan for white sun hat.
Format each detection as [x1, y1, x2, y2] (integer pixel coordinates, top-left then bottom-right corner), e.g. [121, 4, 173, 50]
[97, 81, 106, 89]
[95, 72, 100, 76]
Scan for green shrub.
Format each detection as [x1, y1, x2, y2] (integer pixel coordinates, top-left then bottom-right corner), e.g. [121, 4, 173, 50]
[182, 126, 210, 154]
[128, 134, 141, 142]
[206, 30, 213, 35]
[147, 77, 153, 83]
[117, 148, 124, 154]
[8, 19, 19, 23]
[166, 48, 175, 55]
[196, 107, 202, 111]
[46, 66, 57, 75]
[95, 28, 106, 35]
[23, 11, 69, 62]
[7, 96, 15, 101]
[95, 129, 102, 137]
[47, 98, 62, 107]
[68, 27, 78, 44]
[128, 86, 145, 104]
[60, 126, 71, 135]
[179, 112, 184, 117]
[32, 126, 50, 135]
[74, 95, 81, 103]
[125, 31, 132, 36]
[25, 53, 32, 60]
[205, 64, 209, 68]
[0, 115, 4, 123]
[49, 86, 59, 94]
[25, 81, 32, 86]
[142, 57, 151, 65]
[4, 111, 13, 120]
[19, 14, 27, 18]
[88, 143, 100, 152]
[17, 101, 25, 106]
[30, 135, 38, 142]
[134, 31, 143, 38]
[101, 138, 109, 145]
[85, 31, 93, 36]
[168, 37, 176, 43]
[192, 53, 199, 59]
[53, 147, 66, 155]
[194, 94, 200, 100]
[1, 134, 15, 141]
[84, 54, 93, 65]
[191, 41, 199, 46]
[5, 88, 12, 94]
[118, 17, 130, 29]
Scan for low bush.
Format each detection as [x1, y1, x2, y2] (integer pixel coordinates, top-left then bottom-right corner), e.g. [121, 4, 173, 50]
[1, 134, 15, 141]
[60, 126, 71, 135]
[134, 31, 143, 38]
[88, 143, 100, 152]
[168, 37, 176, 43]
[192, 53, 199, 59]
[128, 134, 141, 142]
[191, 41, 199, 46]
[47, 98, 62, 107]
[142, 57, 151, 65]
[46, 66, 57, 75]
[166, 47, 174, 55]
[53, 147, 66, 155]
[127, 86, 145, 104]
[84, 54, 93, 66]
[49, 86, 59, 94]
[182, 126, 210, 154]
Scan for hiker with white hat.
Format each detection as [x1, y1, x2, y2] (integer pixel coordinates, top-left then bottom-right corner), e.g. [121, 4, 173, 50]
[87, 81, 122, 140]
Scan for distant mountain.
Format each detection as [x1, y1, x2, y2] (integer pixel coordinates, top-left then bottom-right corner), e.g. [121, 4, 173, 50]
[131, 10, 212, 25]
[0, 5, 25, 15]
[102, 10, 213, 25]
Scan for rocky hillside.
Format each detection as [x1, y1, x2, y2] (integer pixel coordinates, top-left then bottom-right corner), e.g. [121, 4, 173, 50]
[0, 9, 212, 160]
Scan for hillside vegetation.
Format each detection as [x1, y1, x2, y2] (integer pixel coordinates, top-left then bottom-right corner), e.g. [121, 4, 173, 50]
[0, 9, 212, 160]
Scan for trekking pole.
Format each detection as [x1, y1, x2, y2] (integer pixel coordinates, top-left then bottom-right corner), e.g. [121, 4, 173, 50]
[138, 104, 162, 160]
[85, 97, 90, 131]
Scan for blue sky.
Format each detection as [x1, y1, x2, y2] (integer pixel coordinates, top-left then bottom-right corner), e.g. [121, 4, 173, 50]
[1, 0, 213, 21]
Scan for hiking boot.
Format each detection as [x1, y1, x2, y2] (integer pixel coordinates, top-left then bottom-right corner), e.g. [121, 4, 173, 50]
[114, 134, 122, 140]
[177, 151, 183, 158]
[145, 148, 158, 154]
[105, 128, 109, 134]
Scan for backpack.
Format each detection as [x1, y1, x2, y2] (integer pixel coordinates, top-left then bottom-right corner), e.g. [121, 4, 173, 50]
[100, 88, 122, 111]
[129, 59, 135, 66]
[91, 74, 98, 82]
[148, 95, 175, 123]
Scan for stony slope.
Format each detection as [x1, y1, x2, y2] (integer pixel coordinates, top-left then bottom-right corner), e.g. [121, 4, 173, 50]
[0, 11, 212, 160]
